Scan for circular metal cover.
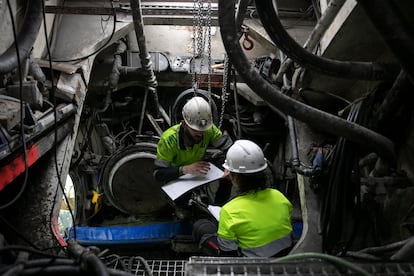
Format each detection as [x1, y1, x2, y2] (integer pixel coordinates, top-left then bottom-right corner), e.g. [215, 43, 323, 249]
[102, 143, 169, 215]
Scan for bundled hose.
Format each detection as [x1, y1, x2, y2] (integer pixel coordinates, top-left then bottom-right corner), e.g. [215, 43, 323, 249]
[320, 102, 363, 254]
[0, 0, 43, 74]
[218, 0, 396, 164]
[254, 0, 397, 80]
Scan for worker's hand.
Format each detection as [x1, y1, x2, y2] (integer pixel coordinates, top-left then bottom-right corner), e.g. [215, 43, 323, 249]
[182, 161, 211, 175]
[221, 169, 230, 180]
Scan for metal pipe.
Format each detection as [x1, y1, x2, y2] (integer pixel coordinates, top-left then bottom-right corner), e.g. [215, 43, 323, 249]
[98, 41, 127, 113]
[218, 0, 396, 163]
[0, 0, 43, 74]
[273, 0, 310, 175]
[138, 88, 149, 135]
[232, 70, 242, 139]
[255, 0, 398, 81]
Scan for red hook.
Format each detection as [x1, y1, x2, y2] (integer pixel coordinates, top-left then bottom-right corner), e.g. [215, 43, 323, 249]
[242, 32, 254, 51]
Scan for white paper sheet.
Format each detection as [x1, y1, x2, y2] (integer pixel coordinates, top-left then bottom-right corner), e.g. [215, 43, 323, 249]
[161, 162, 224, 201]
[207, 205, 221, 221]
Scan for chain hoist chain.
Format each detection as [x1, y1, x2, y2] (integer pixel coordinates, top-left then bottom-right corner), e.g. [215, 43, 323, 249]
[192, 0, 198, 95]
[218, 54, 229, 129]
[207, 0, 212, 104]
[196, 0, 204, 92]
[192, 0, 213, 105]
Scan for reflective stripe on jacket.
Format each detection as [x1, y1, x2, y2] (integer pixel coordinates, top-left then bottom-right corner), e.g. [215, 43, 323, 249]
[217, 188, 293, 257]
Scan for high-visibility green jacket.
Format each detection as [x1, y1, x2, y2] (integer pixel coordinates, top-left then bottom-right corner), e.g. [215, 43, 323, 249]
[156, 123, 222, 167]
[217, 188, 293, 257]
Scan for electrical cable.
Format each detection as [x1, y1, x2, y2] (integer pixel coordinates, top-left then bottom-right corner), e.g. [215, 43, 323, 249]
[51, 0, 117, 63]
[130, 256, 153, 276]
[320, 102, 363, 254]
[41, 0, 76, 242]
[0, 0, 29, 211]
[70, 111, 97, 170]
[272, 252, 371, 276]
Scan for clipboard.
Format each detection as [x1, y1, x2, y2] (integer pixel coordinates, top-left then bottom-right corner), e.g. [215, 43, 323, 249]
[161, 162, 224, 201]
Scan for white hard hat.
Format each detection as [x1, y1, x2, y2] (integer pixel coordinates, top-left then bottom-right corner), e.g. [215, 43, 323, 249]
[182, 96, 213, 131]
[223, 140, 268, 173]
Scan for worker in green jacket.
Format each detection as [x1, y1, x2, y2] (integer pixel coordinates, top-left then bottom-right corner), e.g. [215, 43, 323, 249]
[154, 96, 233, 209]
[193, 139, 293, 257]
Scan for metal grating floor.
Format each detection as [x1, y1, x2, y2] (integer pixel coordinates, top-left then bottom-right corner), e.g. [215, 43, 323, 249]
[105, 255, 414, 276]
[185, 257, 414, 276]
[105, 255, 187, 276]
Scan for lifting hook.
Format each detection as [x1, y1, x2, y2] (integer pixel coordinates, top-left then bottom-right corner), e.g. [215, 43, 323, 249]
[242, 30, 254, 51]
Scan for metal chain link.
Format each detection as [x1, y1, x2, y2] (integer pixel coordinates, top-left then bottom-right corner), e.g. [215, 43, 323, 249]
[218, 54, 229, 129]
[192, 0, 197, 96]
[192, 0, 213, 106]
[207, 0, 212, 105]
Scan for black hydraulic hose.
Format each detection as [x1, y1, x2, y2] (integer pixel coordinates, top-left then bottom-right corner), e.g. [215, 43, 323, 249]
[83, 253, 110, 276]
[356, 0, 414, 83]
[0, 0, 43, 74]
[130, 0, 160, 116]
[254, 0, 397, 80]
[218, 0, 396, 163]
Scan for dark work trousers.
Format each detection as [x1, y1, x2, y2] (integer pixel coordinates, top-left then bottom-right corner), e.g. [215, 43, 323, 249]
[192, 218, 239, 256]
[192, 219, 220, 256]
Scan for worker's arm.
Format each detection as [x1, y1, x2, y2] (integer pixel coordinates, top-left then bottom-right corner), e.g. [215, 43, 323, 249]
[154, 159, 211, 182]
[154, 159, 181, 182]
[211, 134, 233, 152]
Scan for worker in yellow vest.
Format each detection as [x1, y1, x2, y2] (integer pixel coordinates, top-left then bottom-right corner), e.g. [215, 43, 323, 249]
[154, 96, 233, 218]
[193, 139, 293, 257]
